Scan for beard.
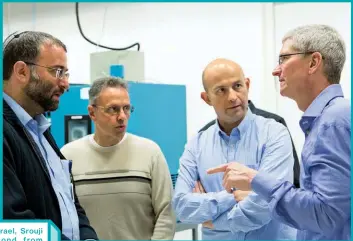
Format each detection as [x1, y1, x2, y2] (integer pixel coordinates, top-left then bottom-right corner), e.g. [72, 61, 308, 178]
[23, 70, 65, 112]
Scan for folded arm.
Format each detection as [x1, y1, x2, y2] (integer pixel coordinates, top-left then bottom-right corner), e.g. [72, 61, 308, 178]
[213, 125, 295, 233]
[172, 140, 235, 224]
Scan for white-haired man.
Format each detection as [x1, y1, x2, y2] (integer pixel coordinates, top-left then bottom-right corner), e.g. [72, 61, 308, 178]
[208, 24, 351, 240]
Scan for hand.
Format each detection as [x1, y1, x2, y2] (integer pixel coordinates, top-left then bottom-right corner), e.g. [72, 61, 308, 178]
[206, 162, 258, 192]
[233, 190, 251, 202]
[202, 220, 214, 229]
[192, 180, 206, 194]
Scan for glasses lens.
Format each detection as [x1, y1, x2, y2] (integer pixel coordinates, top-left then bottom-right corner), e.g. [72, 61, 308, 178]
[56, 68, 68, 79]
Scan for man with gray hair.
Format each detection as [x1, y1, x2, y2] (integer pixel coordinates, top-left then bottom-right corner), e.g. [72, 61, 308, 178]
[61, 76, 176, 240]
[3, 31, 98, 240]
[207, 24, 351, 240]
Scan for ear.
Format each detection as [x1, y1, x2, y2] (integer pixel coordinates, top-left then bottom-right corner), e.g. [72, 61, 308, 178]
[12, 61, 30, 84]
[308, 52, 323, 75]
[201, 92, 212, 106]
[88, 105, 96, 121]
[244, 77, 250, 90]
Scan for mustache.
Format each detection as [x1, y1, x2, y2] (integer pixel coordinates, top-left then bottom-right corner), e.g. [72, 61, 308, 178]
[53, 86, 68, 95]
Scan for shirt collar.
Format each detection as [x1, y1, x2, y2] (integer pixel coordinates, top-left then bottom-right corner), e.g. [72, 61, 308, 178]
[3, 92, 51, 133]
[303, 84, 344, 118]
[300, 84, 344, 133]
[35, 115, 51, 134]
[216, 108, 254, 139]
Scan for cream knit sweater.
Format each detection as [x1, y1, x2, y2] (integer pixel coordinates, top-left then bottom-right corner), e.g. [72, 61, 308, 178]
[61, 133, 176, 240]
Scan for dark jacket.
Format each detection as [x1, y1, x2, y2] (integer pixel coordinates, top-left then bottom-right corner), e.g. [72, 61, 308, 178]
[3, 100, 98, 240]
[199, 100, 301, 188]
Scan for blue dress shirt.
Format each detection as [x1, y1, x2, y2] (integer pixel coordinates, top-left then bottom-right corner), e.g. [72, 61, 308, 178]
[252, 84, 351, 240]
[3, 93, 80, 240]
[173, 109, 297, 240]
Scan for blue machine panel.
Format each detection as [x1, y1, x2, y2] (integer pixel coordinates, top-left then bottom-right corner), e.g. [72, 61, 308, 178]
[50, 82, 187, 187]
[50, 84, 91, 148]
[126, 82, 187, 184]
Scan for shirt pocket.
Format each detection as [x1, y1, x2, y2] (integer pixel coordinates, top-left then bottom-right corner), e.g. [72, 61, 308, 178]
[235, 149, 260, 171]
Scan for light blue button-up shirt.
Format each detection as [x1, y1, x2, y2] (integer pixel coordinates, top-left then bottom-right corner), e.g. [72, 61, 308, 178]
[4, 93, 80, 240]
[252, 84, 351, 240]
[173, 109, 297, 240]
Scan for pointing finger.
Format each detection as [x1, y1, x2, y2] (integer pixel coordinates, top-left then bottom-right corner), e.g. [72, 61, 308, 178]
[206, 164, 228, 174]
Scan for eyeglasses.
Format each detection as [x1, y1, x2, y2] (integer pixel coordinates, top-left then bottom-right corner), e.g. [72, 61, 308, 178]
[278, 51, 325, 65]
[25, 62, 70, 80]
[3, 31, 70, 80]
[92, 104, 135, 116]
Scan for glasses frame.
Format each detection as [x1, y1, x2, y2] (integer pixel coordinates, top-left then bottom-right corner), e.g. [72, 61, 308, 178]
[3, 31, 70, 80]
[278, 51, 324, 65]
[25, 61, 70, 80]
[92, 104, 135, 116]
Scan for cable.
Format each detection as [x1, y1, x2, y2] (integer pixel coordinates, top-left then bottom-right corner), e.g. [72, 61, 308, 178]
[75, 2, 140, 51]
[96, 6, 108, 52]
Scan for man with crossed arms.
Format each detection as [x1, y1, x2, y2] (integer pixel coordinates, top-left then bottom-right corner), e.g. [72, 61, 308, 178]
[172, 58, 297, 240]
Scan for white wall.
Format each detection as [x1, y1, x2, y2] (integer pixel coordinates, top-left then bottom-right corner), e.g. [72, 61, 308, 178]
[274, 2, 351, 162]
[3, 3, 274, 239]
[3, 2, 277, 142]
[3, 2, 350, 239]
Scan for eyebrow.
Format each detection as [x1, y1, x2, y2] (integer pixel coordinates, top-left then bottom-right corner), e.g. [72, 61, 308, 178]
[106, 103, 131, 107]
[233, 80, 242, 84]
[212, 84, 224, 90]
[213, 80, 242, 89]
[51, 65, 68, 71]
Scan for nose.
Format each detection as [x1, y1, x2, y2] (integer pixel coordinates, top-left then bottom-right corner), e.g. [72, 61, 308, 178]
[272, 65, 281, 77]
[116, 109, 127, 121]
[228, 88, 238, 102]
[59, 78, 69, 92]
